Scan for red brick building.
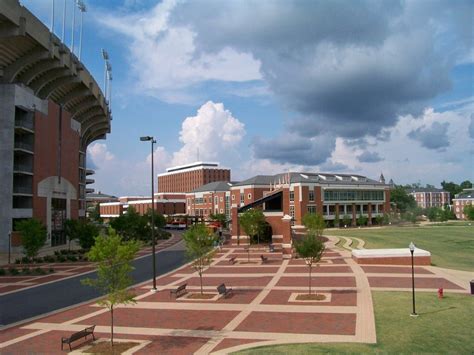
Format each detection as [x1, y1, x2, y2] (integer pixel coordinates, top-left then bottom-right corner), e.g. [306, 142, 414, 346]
[407, 188, 450, 208]
[185, 181, 233, 221]
[0, 1, 110, 252]
[230, 173, 390, 257]
[452, 189, 473, 219]
[158, 162, 230, 193]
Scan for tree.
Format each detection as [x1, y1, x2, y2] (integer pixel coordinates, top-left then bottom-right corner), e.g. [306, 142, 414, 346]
[89, 203, 103, 224]
[460, 180, 473, 189]
[15, 219, 47, 260]
[145, 210, 166, 230]
[77, 221, 100, 250]
[463, 205, 474, 220]
[239, 208, 266, 261]
[426, 207, 441, 222]
[82, 229, 139, 346]
[182, 224, 217, 295]
[375, 215, 384, 225]
[64, 219, 79, 251]
[110, 207, 150, 241]
[390, 186, 417, 213]
[302, 212, 325, 237]
[342, 215, 352, 227]
[334, 213, 340, 228]
[357, 214, 368, 227]
[294, 234, 325, 295]
[210, 213, 227, 228]
[440, 180, 472, 204]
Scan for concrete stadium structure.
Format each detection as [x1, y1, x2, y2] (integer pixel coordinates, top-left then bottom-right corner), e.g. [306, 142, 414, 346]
[0, 0, 110, 253]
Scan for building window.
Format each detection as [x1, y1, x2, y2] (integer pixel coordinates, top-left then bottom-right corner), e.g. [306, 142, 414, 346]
[309, 190, 315, 201]
[248, 193, 252, 200]
[240, 194, 244, 205]
[220, 209, 223, 213]
[214, 196, 218, 204]
[220, 197, 223, 202]
[232, 194, 235, 201]
[307, 205, 316, 213]
[290, 191, 294, 202]
[289, 205, 295, 218]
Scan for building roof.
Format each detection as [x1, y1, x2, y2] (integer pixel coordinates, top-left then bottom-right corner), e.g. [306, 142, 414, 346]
[166, 161, 219, 173]
[234, 172, 384, 187]
[454, 189, 474, 199]
[191, 181, 233, 193]
[407, 188, 448, 193]
[86, 192, 117, 201]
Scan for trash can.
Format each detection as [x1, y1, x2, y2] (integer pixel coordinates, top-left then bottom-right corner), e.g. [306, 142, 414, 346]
[470, 280, 474, 295]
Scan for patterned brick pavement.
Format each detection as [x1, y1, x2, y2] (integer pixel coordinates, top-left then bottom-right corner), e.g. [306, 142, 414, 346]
[0, 237, 469, 354]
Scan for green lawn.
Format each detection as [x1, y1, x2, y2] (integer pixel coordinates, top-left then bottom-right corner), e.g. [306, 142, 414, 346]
[236, 292, 474, 354]
[325, 225, 474, 271]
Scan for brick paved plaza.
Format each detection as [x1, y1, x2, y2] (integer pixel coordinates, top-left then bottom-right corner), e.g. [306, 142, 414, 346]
[0, 237, 469, 354]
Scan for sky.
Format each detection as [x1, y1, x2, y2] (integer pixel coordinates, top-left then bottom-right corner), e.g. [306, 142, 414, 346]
[21, 0, 473, 196]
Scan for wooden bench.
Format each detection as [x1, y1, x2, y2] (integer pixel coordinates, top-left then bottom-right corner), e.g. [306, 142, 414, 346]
[217, 283, 233, 298]
[229, 256, 236, 264]
[61, 325, 95, 351]
[260, 255, 268, 263]
[170, 283, 187, 299]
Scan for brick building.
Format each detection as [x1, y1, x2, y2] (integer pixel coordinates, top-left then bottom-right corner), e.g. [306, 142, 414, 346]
[99, 193, 186, 221]
[185, 181, 234, 221]
[158, 162, 230, 193]
[0, 1, 110, 253]
[452, 189, 473, 219]
[407, 188, 450, 208]
[230, 172, 390, 257]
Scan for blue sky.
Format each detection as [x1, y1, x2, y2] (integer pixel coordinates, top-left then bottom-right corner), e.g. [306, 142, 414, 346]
[21, 0, 473, 196]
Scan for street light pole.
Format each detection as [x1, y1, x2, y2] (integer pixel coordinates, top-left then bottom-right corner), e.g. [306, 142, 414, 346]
[77, 0, 86, 60]
[141, 136, 157, 292]
[409, 241, 418, 317]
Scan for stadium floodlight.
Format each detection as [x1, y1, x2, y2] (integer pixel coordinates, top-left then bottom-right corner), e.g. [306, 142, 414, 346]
[77, 0, 86, 60]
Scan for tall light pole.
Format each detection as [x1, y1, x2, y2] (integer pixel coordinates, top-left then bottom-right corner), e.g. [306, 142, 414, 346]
[140, 136, 157, 292]
[50, 0, 55, 33]
[71, 0, 76, 53]
[61, 0, 66, 42]
[409, 241, 418, 317]
[106, 62, 112, 104]
[101, 49, 109, 98]
[77, 0, 86, 60]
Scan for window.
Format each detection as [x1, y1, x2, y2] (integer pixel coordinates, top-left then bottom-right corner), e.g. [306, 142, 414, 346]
[248, 193, 252, 199]
[307, 205, 316, 213]
[215, 196, 218, 204]
[289, 205, 295, 218]
[290, 191, 294, 202]
[240, 194, 244, 205]
[309, 190, 315, 201]
[232, 194, 235, 201]
[220, 209, 223, 213]
[220, 197, 223, 202]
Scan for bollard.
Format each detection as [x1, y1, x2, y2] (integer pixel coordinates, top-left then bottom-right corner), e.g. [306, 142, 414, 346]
[438, 288, 443, 299]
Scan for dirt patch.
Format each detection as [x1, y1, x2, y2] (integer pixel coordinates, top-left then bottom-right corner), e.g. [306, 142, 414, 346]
[296, 293, 327, 301]
[84, 341, 140, 354]
[187, 293, 216, 299]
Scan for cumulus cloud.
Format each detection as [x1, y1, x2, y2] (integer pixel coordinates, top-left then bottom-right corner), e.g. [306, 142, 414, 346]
[171, 101, 245, 166]
[408, 122, 450, 150]
[357, 151, 383, 163]
[87, 143, 115, 163]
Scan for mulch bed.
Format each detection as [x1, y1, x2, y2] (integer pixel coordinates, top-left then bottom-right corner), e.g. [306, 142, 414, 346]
[296, 293, 327, 301]
[84, 341, 139, 354]
[187, 293, 216, 299]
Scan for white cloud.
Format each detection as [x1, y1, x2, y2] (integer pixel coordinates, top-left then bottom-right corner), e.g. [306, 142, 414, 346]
[87, 143, 115, 163]
[97, 1, 261, 103]
[171, 101, 246, 166]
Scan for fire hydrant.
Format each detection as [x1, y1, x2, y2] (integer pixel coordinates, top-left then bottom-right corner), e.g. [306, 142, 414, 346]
[438, 288, 444, 299]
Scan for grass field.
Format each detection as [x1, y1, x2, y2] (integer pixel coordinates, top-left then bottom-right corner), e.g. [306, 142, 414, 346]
[325, 225, 474, 271]
[236, 292, 474, 354]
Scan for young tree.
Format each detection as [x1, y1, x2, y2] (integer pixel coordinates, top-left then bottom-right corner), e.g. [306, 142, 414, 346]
[390, 186, 417, 213]
[182, 224, 217, 295]
[110, 207, 150, 241]
[210, 213, 227, 228]
[294, 234, 325, 295]
[302, 212, 325, 237]
[16, 219, 47, 260]
[77, 221, 100, 250]
[64, 219, 79, 251]
[463, 205, 474, 221]
[89, 203, 103, 224]
[239, 208, 266, 261]
[82, 229, 139, 346]
[342, 215, 352, 227]
[357, 214, 368, 227]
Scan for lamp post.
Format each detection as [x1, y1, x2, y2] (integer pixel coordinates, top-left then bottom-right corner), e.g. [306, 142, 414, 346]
[140, 136, 157, 291]
[77, 0, 86, 60]
[409, 241, 418, 317]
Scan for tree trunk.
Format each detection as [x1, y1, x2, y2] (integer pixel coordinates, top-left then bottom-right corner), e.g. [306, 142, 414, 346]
[110, 306, 114, 346]
[199, 272, 203, 295]
[309, 264, 312, 295]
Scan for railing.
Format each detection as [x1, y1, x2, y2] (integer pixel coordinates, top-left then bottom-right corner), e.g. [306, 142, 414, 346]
[13, 163, 33, 173]
[14, 141, 34, 152]
[14, 118, 34, 131]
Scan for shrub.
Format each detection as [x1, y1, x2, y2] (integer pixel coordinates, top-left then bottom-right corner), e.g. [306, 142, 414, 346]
[34, 267, 46, 275]
[67, 255, 77, 262]
[43, 255, 55, 263]
[57, 255, 66, 262]
[9, 268, 19, 275]
[49, 268, 54, 273]
[0, 268, 6, 276]
[15, 259, 21, 264]
[15, 219, 47, 260]
[21, 267, 31, 274]
[21, 256, 30, 264]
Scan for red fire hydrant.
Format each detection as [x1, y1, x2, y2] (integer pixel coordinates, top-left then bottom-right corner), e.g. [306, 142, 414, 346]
[438, 288, 444, 299]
